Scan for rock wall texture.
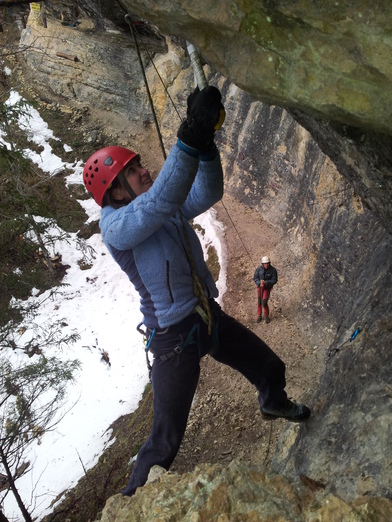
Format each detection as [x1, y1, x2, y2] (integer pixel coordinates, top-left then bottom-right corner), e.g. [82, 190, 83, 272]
[10, 1, 392, 519]
[96, 461, 392, 522]
[119, 0, 392, 134]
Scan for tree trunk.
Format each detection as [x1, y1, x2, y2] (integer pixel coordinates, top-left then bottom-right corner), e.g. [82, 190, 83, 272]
[0, 509, 11, 522]
[0, 448, 33, 522]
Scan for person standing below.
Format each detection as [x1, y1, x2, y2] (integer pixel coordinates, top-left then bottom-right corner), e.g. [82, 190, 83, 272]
[83, 86, 310, 498]
[254, 256, 278, 323]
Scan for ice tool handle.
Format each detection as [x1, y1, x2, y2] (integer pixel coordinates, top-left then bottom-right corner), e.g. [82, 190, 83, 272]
[186, 42, 225, 131]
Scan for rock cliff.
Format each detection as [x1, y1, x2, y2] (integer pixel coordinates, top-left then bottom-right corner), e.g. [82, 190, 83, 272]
[7, 1, 392, 519]
[96, 461, 392, 522]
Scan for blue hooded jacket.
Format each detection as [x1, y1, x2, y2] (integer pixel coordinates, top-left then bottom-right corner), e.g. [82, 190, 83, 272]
[99, 143, 224, 329]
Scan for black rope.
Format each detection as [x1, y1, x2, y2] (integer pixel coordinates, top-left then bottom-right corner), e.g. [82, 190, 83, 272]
[130, 26, 183, 123]
[219, 198, 255, 268]
[124, 14, 168, 161]
[124, 13, 213, 334]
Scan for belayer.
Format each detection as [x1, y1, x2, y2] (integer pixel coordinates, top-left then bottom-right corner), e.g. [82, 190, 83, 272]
[82, 86, 311, 497]
[253, 255, 278, 323]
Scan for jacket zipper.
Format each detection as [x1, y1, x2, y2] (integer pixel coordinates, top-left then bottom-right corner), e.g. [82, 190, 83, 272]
[166, 260, 174, 303]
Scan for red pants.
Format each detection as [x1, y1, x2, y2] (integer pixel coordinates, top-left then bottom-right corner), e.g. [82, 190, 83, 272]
[257, 286, 271, 317]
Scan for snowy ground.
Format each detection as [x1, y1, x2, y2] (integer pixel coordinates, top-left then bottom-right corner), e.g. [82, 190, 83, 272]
[1, 89, 227, 520]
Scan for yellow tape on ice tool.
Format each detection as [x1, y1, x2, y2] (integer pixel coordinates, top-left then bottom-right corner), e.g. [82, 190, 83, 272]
[215, 108, 226, 130]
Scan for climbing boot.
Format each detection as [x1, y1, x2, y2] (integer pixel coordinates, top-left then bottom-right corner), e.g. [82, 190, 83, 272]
[260, 400, 311, 422]
[265, 316, 271, 324]
[256, 315, 262, 323]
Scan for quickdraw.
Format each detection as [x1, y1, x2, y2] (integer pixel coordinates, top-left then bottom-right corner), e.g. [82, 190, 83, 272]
[137, 322, 156, 379]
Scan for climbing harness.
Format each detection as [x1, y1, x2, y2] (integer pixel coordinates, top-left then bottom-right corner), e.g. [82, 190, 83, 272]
[327, 327, 361, 359]
[137, 303, 220, 380]
[137, 322, 172, 379]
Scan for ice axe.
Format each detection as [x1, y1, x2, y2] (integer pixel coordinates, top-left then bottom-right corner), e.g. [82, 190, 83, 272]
[186, 41, 225, 130]
[186, 42, 208, 90]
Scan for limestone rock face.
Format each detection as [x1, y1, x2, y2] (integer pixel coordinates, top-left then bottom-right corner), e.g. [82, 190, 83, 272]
[118, 1, 392, 135]
[95, 461, 392, 522]
[219, 90, 392, 503]
[18, 17, 167, 138]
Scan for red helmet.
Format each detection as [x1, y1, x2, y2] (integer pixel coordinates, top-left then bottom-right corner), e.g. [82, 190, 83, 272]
[83, 146, 139, 206]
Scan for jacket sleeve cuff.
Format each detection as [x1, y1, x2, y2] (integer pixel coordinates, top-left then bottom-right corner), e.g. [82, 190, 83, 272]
[176, 140, 218, 161]
[176, 139, 200, 158]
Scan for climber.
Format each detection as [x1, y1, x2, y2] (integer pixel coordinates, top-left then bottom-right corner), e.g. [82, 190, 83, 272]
[82, 86, 311, 498]
[254, 256, 278, 323]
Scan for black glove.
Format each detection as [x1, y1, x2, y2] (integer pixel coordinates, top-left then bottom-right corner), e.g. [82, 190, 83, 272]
[177, 86, 225, 152]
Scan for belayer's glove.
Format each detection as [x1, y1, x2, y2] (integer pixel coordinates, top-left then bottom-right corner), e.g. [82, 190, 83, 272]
[177, 86, 225, 153]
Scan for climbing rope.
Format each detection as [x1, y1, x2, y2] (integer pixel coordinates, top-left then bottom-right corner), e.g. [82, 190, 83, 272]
[125, 14, 167, 162]
[124, 13, 213, 335]
[219, 198, 256, 268]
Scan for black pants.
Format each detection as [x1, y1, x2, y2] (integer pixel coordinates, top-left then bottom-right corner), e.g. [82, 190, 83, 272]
[121, 300, 287, 496]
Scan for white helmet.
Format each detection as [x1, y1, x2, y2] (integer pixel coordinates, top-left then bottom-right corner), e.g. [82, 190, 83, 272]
[261, 256, 270, 264]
